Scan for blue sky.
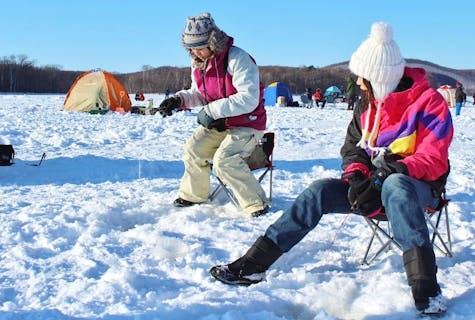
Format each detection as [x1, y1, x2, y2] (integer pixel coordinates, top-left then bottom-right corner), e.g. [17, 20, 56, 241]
[1, 0, 473, 73]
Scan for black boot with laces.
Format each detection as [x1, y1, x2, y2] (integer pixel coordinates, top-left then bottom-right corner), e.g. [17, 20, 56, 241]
[210, 235, 283, 285]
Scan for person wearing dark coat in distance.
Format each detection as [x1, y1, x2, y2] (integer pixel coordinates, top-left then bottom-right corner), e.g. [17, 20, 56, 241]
[454, 81, 466, 116]
[346, 75, 357, 110]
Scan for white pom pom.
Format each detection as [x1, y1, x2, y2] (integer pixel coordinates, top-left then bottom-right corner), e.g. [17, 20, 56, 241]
[370, 22, 393, 44]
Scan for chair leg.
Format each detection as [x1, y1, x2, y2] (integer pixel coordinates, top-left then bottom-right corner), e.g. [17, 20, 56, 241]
[425, 206, 453, 257]
[361, 219, 381, 265]
[208, 184, 222, 202]
[257, 167, 273, 202]
[361, 200, 453, 265]
[211, 175, 239, 207]
[443, 205, 453, 255]
[269, 168, 273, 202]
[361, 218, 402, 265]
[209, 165, 273, 208]
[208, 163, 240, 207]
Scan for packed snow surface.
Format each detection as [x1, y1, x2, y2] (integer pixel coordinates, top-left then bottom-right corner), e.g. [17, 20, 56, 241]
[0, 93, 474, 320]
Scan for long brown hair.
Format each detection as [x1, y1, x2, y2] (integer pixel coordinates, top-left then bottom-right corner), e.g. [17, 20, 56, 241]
[360, 78, 376, 110]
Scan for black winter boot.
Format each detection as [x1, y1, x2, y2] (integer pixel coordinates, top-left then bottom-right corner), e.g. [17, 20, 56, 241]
[210, 235, 283, 285]
[403, 246, 447, 315]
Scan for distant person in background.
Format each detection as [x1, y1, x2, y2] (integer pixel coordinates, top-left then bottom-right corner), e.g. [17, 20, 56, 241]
[157, 12, 269, 217]
[135, 92, 145, 101]
[472, 93, 475, 105]
[454, 81, 466, 116]
[210, 21, 453, 316]
[313, 88, 326, 108]
[164, 88, 170, 99]
[346, 75, 357, 110]
[305, 87, 313, 107]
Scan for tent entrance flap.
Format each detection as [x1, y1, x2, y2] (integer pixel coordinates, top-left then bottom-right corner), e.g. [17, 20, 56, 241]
[263, 82, 293, 106]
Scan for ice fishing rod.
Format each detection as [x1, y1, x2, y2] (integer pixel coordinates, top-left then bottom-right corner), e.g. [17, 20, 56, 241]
[26, 152, 46, 166]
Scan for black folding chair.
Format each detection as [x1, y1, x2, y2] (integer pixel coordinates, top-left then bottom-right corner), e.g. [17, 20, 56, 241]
[209, 132, 275, 207]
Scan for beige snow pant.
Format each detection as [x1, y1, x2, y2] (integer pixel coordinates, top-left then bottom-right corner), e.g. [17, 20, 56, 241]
[178, 126, 269, 215]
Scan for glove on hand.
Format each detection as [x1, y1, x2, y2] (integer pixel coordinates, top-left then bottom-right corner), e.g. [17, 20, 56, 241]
[348, 178, 382, 216]
[158, 97, 181, 117]
[197, 109, 227, 131]
[344, 171, 382, 216]
[209, 118, 226, 132]
[197, 108, 214, 128]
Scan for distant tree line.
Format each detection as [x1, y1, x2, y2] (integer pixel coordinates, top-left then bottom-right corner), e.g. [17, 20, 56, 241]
[121, 64, 352, 95]
[1, 54, 470, 95]
[0, 55, 81, 93]
[117, 64, 474, 95]
[0, 56, 353, 95]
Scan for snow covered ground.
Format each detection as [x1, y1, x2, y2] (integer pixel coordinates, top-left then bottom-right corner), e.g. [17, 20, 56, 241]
[0, 93, 474, 320]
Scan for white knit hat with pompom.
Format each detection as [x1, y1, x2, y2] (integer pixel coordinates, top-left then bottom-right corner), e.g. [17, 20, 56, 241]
[349, 22, 405, 101]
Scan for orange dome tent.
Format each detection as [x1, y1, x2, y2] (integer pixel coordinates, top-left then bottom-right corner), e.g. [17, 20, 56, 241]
[63, 70, 132, 113]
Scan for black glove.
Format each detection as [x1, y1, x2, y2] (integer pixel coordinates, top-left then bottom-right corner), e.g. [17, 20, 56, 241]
[344, 171, 382, 216]
[158, 96, 181, 117]
[209, 118, 226, 131]
[197, 109, 227, 131]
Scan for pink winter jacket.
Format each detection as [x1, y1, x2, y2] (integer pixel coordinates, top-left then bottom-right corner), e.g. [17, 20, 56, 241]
[341, 67, 453, 191]
[175, 37, 266, 130]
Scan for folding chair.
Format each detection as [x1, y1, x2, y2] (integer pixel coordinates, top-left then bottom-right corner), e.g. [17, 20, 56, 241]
[208, 132, 275, 207]
[360, 192, 453, 265]
[300, 95, 312, 108]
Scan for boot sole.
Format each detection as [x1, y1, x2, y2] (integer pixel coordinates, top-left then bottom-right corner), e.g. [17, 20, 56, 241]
[209, 266, 263, 286]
